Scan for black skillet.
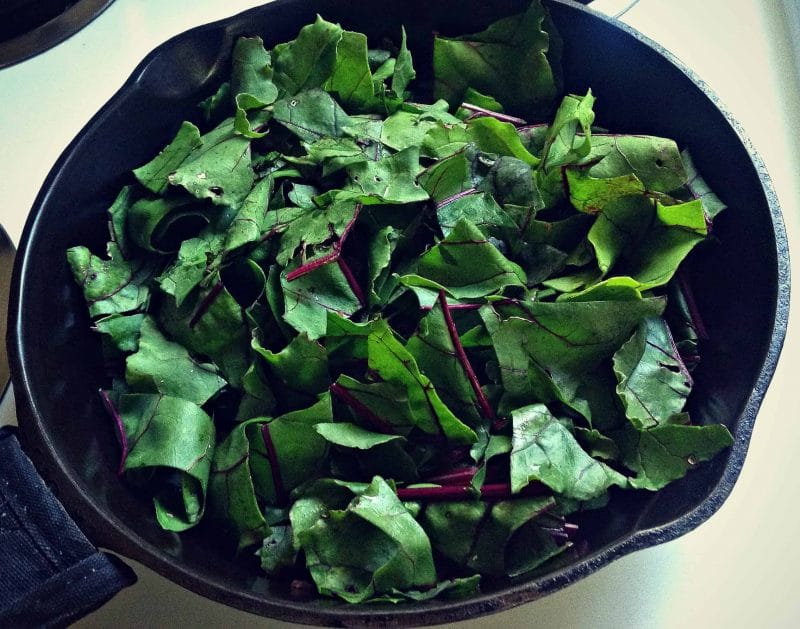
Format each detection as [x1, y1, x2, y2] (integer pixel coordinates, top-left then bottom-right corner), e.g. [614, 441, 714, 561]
[4, 0, 790, 626]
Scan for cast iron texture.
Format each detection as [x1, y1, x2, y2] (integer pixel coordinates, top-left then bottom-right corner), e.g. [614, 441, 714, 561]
[7, 0, 790, 626]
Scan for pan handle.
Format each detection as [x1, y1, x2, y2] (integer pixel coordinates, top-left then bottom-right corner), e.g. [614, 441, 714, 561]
[0, 427, 136, 627]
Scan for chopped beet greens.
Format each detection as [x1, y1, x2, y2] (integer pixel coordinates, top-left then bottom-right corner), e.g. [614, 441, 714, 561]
[67, 0, 733, 604]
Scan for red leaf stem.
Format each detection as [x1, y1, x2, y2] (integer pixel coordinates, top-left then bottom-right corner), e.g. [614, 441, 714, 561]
[261, 422, 287, 505]
[99, 389, 128, 477]
[285, 204, 363, 283]
[189, 280, 224, 328]
[677, 270, 709, 340]
[337, 257, 366, 307]
[436, 187, 477, 209]
[439, 290, 495, 421]
[330, 383, 398, 435]
[285, 249, 340, 282]
[423, 466, 479, 486]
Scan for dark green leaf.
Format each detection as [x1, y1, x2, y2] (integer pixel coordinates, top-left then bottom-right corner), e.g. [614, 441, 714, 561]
[510, 403, 625, 499]
[294, 476, 436, 602]
[613, 316, 692, 429]
[273, 88, 352, 143]
[272, 16, 343, 95]
[345, 146, 429, 204]
[367, 319, 476, 444]
[433, 0, 560, 116]
[207, 418, 270, 549]
[126, 317, 226, 405]
[617, 423, 733, 490]
[66, 243, 153, 318]
[133, 121, 202, 194]
[120, 393, 215, 531]
[415, 218, 526, 298]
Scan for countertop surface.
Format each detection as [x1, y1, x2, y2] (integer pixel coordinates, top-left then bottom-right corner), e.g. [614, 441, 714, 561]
[1, 1, 798, 627]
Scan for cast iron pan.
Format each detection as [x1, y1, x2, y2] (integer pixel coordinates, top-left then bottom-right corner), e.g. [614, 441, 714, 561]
[7, 0, 790, 625]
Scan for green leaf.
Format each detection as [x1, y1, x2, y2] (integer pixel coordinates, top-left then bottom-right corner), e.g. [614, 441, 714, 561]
[581, 134, 686, 193]
[207, 418, 270, 549]
[681, 149, 726, 219]
[613, 317, 693, 429]
[419, 150, 473, 203]
[421, 122, 470, 159]
[587, 195, 655, 275]
[257, 525, 296, 574]
[314, 423, 404, 449]
[565, 170, 646, 215]
[169, 122, 254, 208]
[406, 298, 483, 426]
[433, 0, 560, 116]
[492, 297, 666, 377]
[231, 36, 278, 106]
[106, 185, 136, 259]
[481, 156, 543, 209]
[126, 317, 227, 405]
[127, 195, 213, 253]
[391, 28, 416, 96]
[510, 403, 625, 499]
[617, 423, 733, 490]
[436, 191, 516, 240]
[272, 15, 343, 95]
[253, 332, 329, 396]
[415, 218, 526, 298]
[367, 320, 476, 444]
[345, 146, 429, 204]
[624, 199, 708, 289]
[540, 90, 595, 172]
[158, 280, 250, 387]
[94, 313, 145, 355]
[223, 175, 276, 253]
[158, 231, 225, 306]
[280, 262, 362, 340]
[120, 393, 215, 531]
[325, 30, 375, 111]
[421, 496, 558, 576]
[275, 198, 358, 266]
[133, 121, 202, 194]
[272, 88, 352, 143]
[66, 243, 153, 318]
[294, 476, 436, 602]
[249, 396, 332, 504]
[332, 375, 417, 436]
[467, 117, 539, 166]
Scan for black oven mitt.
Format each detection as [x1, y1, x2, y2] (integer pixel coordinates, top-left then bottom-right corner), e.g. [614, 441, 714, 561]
[0, 427, 136, 628]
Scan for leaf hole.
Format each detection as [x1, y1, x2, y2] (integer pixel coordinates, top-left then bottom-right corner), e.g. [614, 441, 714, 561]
[374, 176, 382, 183]
[655, 158, 665, 167]
[289, 99, 298, 107]
[209, 186, 224, 196]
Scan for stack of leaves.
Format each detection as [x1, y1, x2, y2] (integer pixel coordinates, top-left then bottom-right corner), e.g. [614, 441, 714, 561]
[67, 1, 733, 604]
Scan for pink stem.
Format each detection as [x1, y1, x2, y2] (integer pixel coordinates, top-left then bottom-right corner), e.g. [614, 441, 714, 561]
[99, 389, 128, 477]
[677, 270, 709, 340]
[189, 280, 224, 328]
[285, 204, 363, 283]
[461, 102, 528, 126]
[439, 290, 495, 421]
[436, 187, 477, 209]
[330, 383, 397, 435]
[261, 422, 287, 505]
[423, 466, 479, 486]
[337, 257, 365, 308]
[285, 248, 340, 282]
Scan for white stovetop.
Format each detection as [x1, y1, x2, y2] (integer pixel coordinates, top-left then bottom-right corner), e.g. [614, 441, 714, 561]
[1, 1, 798, 627]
